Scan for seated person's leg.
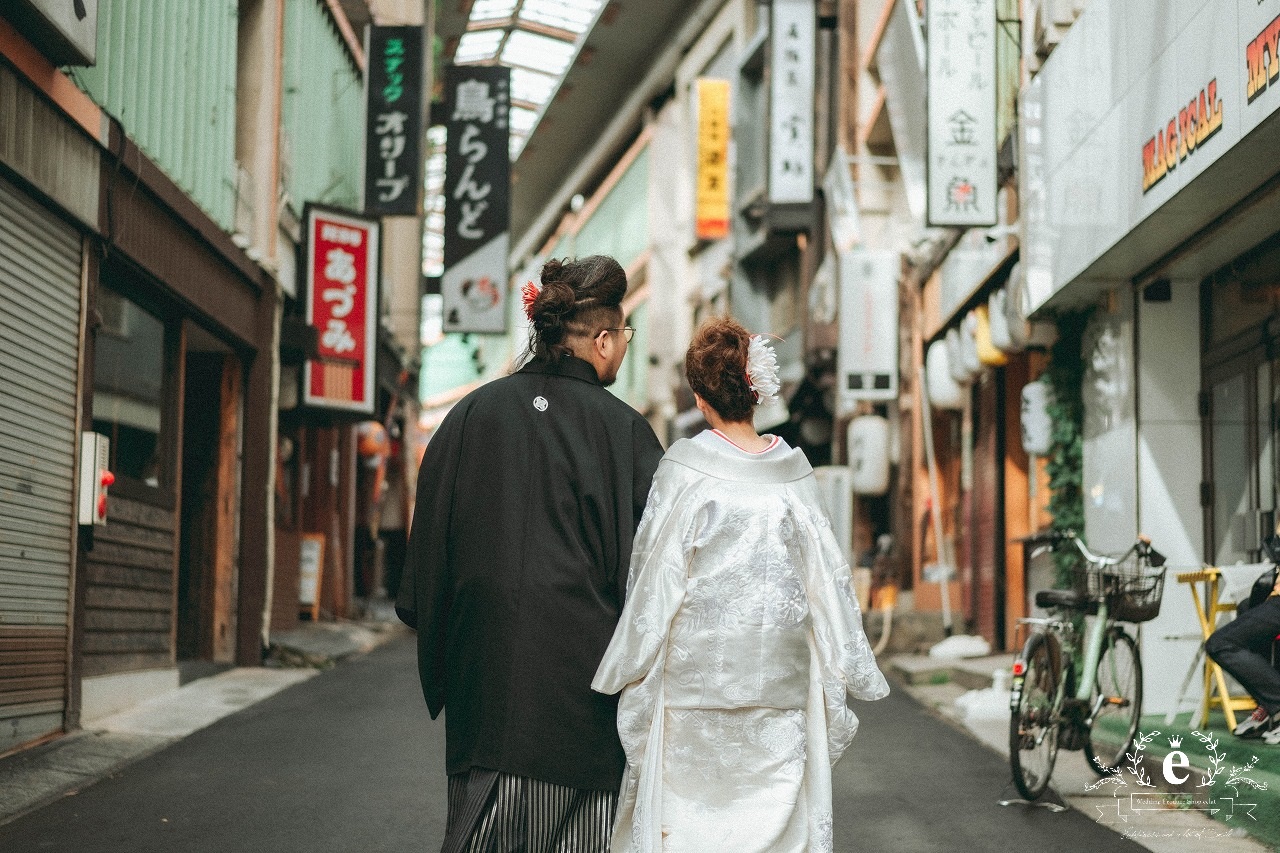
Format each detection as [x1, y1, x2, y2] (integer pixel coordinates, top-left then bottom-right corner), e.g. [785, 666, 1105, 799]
[1206, 599, 1280, 737]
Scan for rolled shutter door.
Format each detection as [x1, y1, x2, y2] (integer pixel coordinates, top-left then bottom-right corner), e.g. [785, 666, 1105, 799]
[0, 173, 81, 752]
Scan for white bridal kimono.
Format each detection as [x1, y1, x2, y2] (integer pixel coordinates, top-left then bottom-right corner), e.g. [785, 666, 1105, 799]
[592, 430, 890, 853]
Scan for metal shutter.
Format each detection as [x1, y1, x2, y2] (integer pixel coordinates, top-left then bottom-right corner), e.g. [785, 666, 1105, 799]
[0, 173, 81, 752]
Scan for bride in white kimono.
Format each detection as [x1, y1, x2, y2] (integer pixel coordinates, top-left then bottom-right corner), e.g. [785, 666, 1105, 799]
[593, 318, 889, 853]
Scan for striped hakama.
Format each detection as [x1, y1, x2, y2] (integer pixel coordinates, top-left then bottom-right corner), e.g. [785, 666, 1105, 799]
[443, 768, 618, 853]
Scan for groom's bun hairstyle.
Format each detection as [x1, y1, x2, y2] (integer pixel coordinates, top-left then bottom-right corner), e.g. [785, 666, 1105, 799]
[686, 317, 755, 423]
[527, 255, 627, 362]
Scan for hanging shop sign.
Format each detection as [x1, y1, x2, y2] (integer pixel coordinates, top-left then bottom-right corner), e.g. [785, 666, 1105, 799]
[768, 0, 815, 205]
[926, 0, 997, 227]
[303, 205, 380, 414]
[364, 26, 424, 216]
[695, 79, 731, 240]
[442, 65, 511, 334]
[837, 248, 898, 412]
[10, 0, 98, 66]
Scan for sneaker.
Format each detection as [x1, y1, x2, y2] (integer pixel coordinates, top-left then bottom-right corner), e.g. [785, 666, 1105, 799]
[1234, 707, 1275, 739]
[1263, 727, 1280, 746]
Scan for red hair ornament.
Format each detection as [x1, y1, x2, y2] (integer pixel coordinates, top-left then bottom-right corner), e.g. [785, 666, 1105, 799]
[521, 281, 541, 321]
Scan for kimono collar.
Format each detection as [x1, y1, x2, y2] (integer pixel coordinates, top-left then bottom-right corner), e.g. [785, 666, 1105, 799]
[663, 431, 812, 484]
[518, 355, 601, 385]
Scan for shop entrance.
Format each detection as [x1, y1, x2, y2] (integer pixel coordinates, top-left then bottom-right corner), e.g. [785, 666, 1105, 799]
[1201, 234, 1280, 566]
[177, 323, 242, 671]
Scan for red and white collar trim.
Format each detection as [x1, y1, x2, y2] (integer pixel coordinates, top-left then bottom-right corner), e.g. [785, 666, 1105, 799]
[711, 428, 780, 455]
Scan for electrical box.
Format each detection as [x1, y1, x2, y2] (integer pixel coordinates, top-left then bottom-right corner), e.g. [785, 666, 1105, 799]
[78, 432, 114, 526]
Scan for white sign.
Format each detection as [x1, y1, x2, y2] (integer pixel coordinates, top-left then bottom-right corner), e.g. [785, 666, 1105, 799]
[926, 0, 997, 227]
[769, 0, 815, 205]
[837, 249, 899, 412]
[16, 0, 98, 65]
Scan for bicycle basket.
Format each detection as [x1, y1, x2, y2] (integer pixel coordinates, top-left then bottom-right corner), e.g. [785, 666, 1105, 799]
[1070, 554, 1167, 623]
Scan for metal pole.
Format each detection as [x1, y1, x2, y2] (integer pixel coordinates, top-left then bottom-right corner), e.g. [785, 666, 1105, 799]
[918, 365, 954, 636]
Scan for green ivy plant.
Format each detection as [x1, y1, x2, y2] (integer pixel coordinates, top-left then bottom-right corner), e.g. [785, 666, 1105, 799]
[1042, 309, 1093, 587]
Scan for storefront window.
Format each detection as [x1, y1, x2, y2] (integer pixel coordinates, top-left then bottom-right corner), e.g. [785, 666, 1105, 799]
[93, 287, 167, 487]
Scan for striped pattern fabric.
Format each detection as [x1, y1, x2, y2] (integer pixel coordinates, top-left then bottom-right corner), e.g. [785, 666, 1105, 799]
[443, 769, 618, 853]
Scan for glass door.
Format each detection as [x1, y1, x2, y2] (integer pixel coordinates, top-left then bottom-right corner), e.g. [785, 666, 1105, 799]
[1204, 356, 1274, 566]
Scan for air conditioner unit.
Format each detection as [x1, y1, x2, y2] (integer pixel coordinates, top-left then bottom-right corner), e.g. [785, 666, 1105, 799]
[1033, 0, 1078, 59]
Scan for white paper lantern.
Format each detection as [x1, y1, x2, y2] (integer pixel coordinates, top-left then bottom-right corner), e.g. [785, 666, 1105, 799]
[848, 415, 891, 496]
[926, 340, 964, 409]
[961, 312, 982, 375]
[945, 328, 969, 383]
[1004, 262, 1032, 349]
[988, 288, 1020, 353]
[1021, 379, 1054, 456]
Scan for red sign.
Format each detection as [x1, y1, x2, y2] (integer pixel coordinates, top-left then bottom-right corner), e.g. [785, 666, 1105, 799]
[303, 206, 380, 413]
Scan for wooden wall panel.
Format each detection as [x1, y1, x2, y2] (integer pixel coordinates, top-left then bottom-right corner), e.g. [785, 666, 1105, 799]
[82, 495, 176, 677]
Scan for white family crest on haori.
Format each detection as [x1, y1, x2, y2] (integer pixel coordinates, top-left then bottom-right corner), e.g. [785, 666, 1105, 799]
[746, 335, 781, 406]
[593, 430, 889, 853]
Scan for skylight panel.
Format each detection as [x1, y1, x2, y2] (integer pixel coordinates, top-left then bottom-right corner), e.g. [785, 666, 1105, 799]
[518, 0, 603, 34]
[501, 29, 575, 75]
[469, 0, 519, 23]
[510, 67, 559, 106]
[509, 105, 539, 135]
[454, 29, 504, 63]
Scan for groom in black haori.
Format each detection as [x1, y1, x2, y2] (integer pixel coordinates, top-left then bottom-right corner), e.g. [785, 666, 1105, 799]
[396, 255, 663, 853]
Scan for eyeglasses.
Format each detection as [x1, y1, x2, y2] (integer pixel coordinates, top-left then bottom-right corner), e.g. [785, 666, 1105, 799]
[600, 326, 635, 342]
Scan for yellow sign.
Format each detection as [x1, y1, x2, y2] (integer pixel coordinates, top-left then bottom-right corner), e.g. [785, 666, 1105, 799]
[696, 79, 730, 240]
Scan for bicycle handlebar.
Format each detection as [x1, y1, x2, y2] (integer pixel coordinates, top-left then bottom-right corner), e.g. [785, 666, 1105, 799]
[1016, 528, 1166, 568]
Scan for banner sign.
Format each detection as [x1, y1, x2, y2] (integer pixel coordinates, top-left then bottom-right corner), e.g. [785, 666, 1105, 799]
[442, 65, 511, 333]
[926, 0, 997, 227]
[365, 25, 424, 216]
[837, 249, 899, 411]
[769, 0, 815, 205]
[695, 79, 731, 240]
[303, 206, 380, 413]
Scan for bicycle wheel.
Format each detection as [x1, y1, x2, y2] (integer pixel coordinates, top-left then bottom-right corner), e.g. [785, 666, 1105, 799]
[1009, 632, 1061, 800]
[1085, 628, 1142, 776]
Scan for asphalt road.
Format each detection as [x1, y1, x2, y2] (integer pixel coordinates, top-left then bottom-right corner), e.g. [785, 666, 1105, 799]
[0, 635, 1143, 852]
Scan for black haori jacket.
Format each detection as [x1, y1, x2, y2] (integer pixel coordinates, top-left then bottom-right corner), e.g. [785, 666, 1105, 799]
[396, 355, 663, 790]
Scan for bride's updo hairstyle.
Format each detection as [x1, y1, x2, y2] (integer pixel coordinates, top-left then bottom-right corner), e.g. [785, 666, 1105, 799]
[685, 317, 755, 423]
[525, 255, 628, 363]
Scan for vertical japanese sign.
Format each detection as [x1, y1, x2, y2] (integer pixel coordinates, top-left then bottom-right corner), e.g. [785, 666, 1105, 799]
[695, 79, 731, 240]
[442, 65, 510, 334]
[927, 0, 997, 227]
[837, 249, 899, 412]
[303, 206, 380, 413]
[365, 26, 424, 216]
[769, 0, 815, 205]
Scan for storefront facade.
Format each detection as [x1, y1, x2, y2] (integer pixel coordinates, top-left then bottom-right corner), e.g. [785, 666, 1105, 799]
[1020, 0, 1280, 713]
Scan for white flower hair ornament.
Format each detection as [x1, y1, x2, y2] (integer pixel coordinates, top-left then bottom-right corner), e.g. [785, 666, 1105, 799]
[745, 335, 781, 406]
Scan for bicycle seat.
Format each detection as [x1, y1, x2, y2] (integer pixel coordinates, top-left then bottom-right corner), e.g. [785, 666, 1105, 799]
[1034, 589, 1099, 614]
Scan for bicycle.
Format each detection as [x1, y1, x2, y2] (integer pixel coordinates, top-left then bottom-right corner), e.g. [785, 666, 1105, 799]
[1007, 529, 1168, 801]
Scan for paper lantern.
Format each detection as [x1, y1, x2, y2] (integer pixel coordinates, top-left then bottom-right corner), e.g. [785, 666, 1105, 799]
[1021, 379, 1054, 456]
[961, 312, 982, 375]
[974, 305, 1008, 366]
[987, 288, 1019, 353]
[945, 329, 969, 383]
[848, 415, 891, 496]
[1004, 262, 1032, 350]
[926, 339, 964, 409]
